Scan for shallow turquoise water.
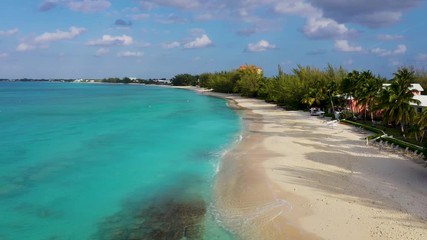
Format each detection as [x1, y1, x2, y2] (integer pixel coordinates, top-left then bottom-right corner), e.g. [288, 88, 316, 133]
[0, 82, 240, 239]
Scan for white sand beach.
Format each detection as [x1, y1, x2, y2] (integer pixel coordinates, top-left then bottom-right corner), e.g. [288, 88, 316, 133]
[194, 89, 427, 240]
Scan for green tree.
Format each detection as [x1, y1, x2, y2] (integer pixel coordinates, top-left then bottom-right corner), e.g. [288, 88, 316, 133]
[258, 65, 304, 108]
[340, 70, 362, 118]
[122, 77, 132, 83]
[208, 71, 238, 93]
[379, 68, 420, 137]
[198, 73, 213, 88]
[235, 67, 264, 97]
[415, 109, 427, 142]
[293, 65, 327, 108]
[414, 68, 427, 90]
[354, 71, 382, 123]
[171, 74, 198, 86]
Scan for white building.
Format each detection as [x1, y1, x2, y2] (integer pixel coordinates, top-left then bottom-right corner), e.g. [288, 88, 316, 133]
[404, 84, 427, 113]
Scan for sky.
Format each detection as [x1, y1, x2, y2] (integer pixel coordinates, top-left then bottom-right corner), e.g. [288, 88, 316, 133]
[0, 0, 427, 79]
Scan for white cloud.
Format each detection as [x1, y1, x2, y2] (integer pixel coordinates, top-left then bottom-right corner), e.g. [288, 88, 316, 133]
[88, 35, 133, 46]
[274, 1, 321, 18]
[184, 34, 212, 49]
[34, 26, 85, 43]
[68, 0, 111, 13]
[189, 28, 205, 36]
[0, 53, 8, 59]
[155, 14, 188, 24]
[0, 28, 19, 36]
[39, 0, 58, 12]
[238, 8, 250, 17]
[334, 40, 363, 52]
[246, 40, 276, 52]
[393, 45, 407, 55]
[117, 51, 144, 57]
[372, 44, 407, 56]
[141, 0, 201, 10]
[16, 43, 32, 52]
[271, 1, 357, 39]
[377, 34, 404, 41]
[162, 41, 181, 49]
[138, 1, 156, 10]
[136, 1, 357, 40]
[351, 11, 402, 28]
[135, 0, 417, 34]
[95, 48, 109, 56]
[303, 17, 351, 39]
[16, 43, 39, 52]
[309, 0, 417, 28]
[16, 26, 84, 52]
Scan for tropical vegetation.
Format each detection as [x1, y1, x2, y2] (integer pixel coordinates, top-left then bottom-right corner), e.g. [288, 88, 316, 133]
[171, 65, 427, 158]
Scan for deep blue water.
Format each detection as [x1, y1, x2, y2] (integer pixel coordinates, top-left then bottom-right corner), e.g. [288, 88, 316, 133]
[0, 82, 240, 239]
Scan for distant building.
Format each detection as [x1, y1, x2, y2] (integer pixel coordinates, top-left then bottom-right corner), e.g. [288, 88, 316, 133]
[239, 65, 263, 75]
[382, 83, 426, 113]
[73, 78, 96, 83]
[154, 79, 171, 84]
[347, 83, 426, 116]
[408, 83, 427, 113]
[412, 95, 427, 113]
[382, 83, 423, 95]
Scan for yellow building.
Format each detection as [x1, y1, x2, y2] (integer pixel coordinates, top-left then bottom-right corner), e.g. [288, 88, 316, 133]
[239, 65, 263, 75]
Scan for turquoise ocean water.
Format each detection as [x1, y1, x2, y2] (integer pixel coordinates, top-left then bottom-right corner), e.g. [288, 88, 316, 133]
[0, 82, 240, 239]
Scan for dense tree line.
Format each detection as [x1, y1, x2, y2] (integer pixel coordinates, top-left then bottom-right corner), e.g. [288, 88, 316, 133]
[414, 69, 427, 89]
[102, 77, 132, 83]
[170, 74, 198, 86]
[101, 77, 170, 85]
[172, 65, 427, 143]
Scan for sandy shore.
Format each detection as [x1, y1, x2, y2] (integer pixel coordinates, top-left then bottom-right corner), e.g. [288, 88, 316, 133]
[188, 88, 427, 240]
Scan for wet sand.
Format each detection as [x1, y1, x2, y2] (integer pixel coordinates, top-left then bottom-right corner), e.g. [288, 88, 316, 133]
[194, 89, 427, 240]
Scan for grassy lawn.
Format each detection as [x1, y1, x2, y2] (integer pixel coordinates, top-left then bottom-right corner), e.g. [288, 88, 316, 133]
[340, 119, 425, 156]
[354, 120, 421, 145]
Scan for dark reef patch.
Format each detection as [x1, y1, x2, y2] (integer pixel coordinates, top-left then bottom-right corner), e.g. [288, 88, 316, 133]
[93, 197, 206, 240]
[92, 178, 208, 240]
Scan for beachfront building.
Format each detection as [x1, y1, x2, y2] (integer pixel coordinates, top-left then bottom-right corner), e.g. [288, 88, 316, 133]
[152, 79, 171, 84]
[412, 95, 427, 113]
[382, 83, 424, 95]
[381, 83, 426, 113]
[74, 78, 96, 83]
[239, 65, 263, 75]
[347, 83, 426, 118]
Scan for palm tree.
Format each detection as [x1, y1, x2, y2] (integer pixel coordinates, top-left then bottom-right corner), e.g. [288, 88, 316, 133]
[353, 71, 382, 123]
[340, 70, 363, 118]
[301, 84, 328, 108]
[294, 65, 327, 108]
[416, 109, 427, 142]
[380, 68, 420, 137]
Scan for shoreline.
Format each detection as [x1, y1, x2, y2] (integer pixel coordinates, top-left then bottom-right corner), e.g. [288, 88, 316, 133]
[186, 87, 427, 240]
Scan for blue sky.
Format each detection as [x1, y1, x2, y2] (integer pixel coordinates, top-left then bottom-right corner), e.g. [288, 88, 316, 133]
[0, 0, 426, 79]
